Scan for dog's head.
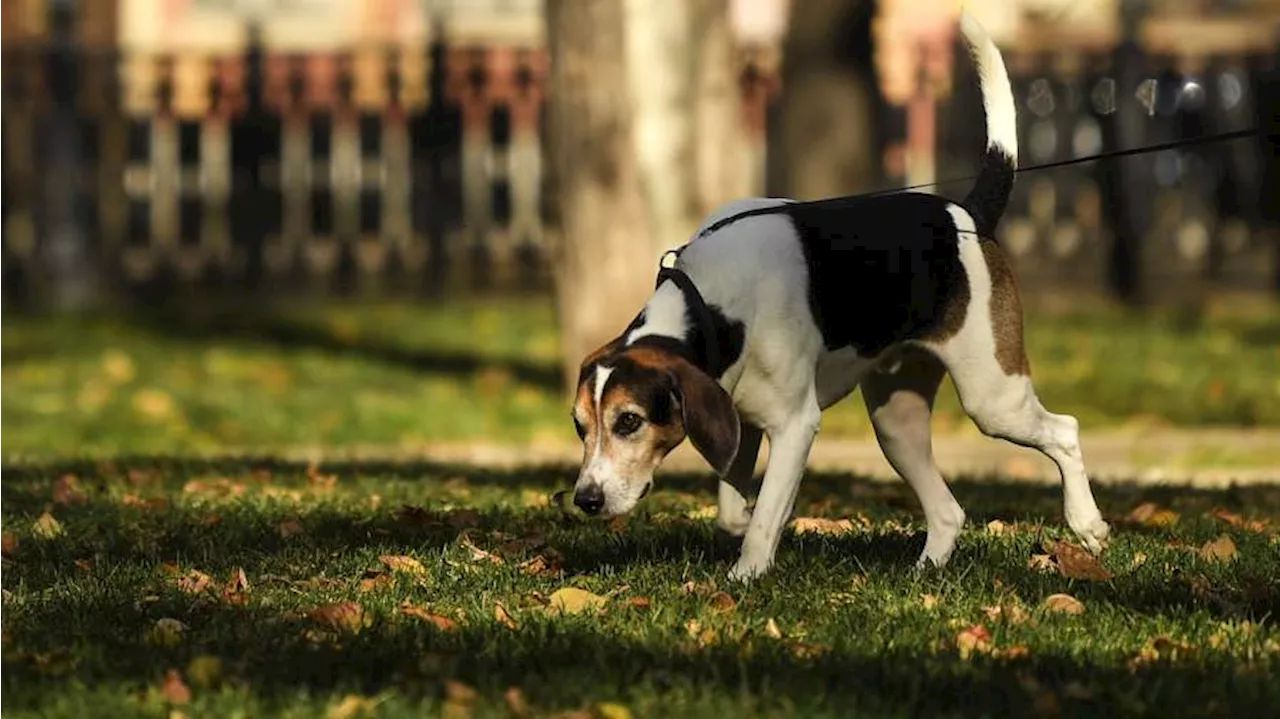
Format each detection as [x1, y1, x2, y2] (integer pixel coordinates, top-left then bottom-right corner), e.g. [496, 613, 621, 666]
[570, 341, 740, 517]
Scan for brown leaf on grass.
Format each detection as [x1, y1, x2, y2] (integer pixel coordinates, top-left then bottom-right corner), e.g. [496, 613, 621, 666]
[74, 558, 93, 571]
[1130, 551, 1149, 569]
[494, 602, 520, 630]
[1129, 635, 1195, 668]
[444, 679, 478, 704]
[400, 603, 458, 631]
[121, 494, 170, 511]
[53, 475, 86, 505]
[222, 568, 251, 605]
[982, 603, 1031, 625]
[309, 602, 366, 634]
[681, 580, 717, 597]
[764, 618, 783, 639]
[379, 554, 426, 576]
[505, 687, 532, 717]
[684, 619, 718, 648]
[788, 641, 827, 660]
[1211, 509, 1268, 534]
[792, 517, 857, 536]
[182, 477, 248, 498]
[1042, 593, 1086, 615]
[177, 570, 212, 595]
[1046, 540, 1113, 581]
[708, 591, 737, 614]
[327, 694, 379, 719]
[956, 624, 993, 660]
[518, 554, 563, 577]
[33, 512, 64, 539]
[1124, 502, 1179, 528]
[459, 534, 503, 565]
[625, 596, 652, 610]
[594, 703, 633, 719]
[546, 588, 608, 616]
[1198, 535, 1238, 564]
[985, 520, 1008, 536]
[2, 532, 17, 559]
[1027, 553, 1055, 573]
[358, 570, 395, 593]
[921, 594, 940, 610]
[160, 669, 192, 705]
[278, 519, 305, 538]
[993, 644, 1031, 659]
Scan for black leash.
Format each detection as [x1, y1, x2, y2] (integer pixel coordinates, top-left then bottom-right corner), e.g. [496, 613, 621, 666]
[655, 249, 720, 374]
[694, 127, 1272, 240]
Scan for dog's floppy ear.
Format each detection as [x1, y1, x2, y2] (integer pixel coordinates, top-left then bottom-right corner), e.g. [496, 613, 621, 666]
[668, 358, 740, 476]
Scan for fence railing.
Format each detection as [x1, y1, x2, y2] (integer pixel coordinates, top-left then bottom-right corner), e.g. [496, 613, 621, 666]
[3, 13, 1278, 309]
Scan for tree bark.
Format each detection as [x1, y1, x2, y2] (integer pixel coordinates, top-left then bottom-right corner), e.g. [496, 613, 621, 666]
[545, 0, 658, 391]
[767, 0, 877, 200]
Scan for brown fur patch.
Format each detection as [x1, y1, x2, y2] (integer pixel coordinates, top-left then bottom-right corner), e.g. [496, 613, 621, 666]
[979, 240, 1030, 376]
[924, 264, 970, 343]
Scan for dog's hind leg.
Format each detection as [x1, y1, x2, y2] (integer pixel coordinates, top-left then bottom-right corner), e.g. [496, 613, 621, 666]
[862, 349, 966, 567]
[925, 237, 1110, 554]
[716, 422, 763, 537]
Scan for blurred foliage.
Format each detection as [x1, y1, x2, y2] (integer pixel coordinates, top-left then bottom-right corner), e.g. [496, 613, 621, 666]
[2, 298, 1278, 457]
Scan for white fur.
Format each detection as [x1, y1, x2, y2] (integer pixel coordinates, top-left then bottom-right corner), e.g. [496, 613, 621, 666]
[960, 12, 1018, 165]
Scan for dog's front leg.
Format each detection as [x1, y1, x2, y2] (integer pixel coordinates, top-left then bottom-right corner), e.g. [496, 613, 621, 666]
[716, 422, 763, 537]
[728, 403, 821, 582]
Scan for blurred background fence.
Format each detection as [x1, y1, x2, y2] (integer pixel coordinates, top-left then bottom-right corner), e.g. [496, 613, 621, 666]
[3, 0, 1279, 311]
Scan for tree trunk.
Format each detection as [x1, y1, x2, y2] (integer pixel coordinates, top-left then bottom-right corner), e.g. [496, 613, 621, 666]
[545, 0, 658, 391]
[767, 0, 877, 200]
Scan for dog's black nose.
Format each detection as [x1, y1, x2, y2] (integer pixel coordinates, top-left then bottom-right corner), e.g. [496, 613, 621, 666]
[574, 485, 605, 515]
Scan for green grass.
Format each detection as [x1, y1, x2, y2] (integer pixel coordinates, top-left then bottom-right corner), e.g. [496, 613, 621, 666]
[3, 298, 1279, 458]
[3, 459, 1278, 717]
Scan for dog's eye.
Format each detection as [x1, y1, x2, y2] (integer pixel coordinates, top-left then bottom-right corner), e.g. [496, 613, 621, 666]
[573, 416, 587, 440]
[613, 411, 643, 437]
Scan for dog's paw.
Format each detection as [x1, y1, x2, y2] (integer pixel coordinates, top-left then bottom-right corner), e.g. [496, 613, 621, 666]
[727, 556, 771, 583]
[1073, 517, 1111, 555]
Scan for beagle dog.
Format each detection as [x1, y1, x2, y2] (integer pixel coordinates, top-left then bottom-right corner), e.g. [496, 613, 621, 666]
[570, 12, 1111, 582]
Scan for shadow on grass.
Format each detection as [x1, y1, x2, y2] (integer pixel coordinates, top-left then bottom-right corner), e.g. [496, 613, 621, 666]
[124, 305, 565, 390]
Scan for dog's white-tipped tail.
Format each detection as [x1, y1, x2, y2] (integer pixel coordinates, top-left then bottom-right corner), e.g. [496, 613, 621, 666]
[959, 11, 1018, 236]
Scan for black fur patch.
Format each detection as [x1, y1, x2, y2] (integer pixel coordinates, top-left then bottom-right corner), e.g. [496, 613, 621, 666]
[782, 193, 969, 355]
[596, 355, 678, 426]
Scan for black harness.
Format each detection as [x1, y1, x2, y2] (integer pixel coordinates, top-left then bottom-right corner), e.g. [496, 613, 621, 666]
[654, 248, 720, 373]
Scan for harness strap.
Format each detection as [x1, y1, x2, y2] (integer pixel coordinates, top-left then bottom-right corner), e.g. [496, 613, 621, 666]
[655, 248, 720, 374]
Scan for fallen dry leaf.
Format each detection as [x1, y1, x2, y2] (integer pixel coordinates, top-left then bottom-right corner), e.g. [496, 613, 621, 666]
[1027, 553, 1055, 573]
[594, 703, 633, 719]
[160, 669, 192, 705]
[53, 475, 86, 505]
[684, 619, 718, 648]
[764, 618, 783, 639]
[921, 594, 940, 610]
[327, 694, 379, 719]
[1125, 502, 1179, 528]
[1198, 535, 1238, 564]
[985, 520, 1008, 536]
[993, 644, 1031, 659]
[1046, 540, 1113, 581]
[177, 570, 212, 595]
[379, 554, 426, 576]
[788, 641, 826, 660]
[505, 687, 531, 718]
[278, 519, 305, 538]
[74, 558, 93, 571]
[983, 603, 1031, 625]
[147, 618, 189, 647]
[459, 534, 504, 564]
[792, 517, 857, 536]
[121, 494, 170, 511]
[494, 602, 520, 630]
[358, 570, 395, 593]
[1210, 509, 1268, 533]
[309, 602, 366, 634]
[2, 532, 17, 559]
[400, 603, 458, 631]
[444, 679, 478, 704]
[708, 591, 737, 614]
[546, 587, 608, 616]
[956, 624, 994, 660]
[626, 596, 652, 610]
[1042, 593, 1086, 615]
[1130, 551, 1149, 569]
[518, 554, 562, 577]
[222, 568, 251, 605]
[33, 512, 64, 539]
[1129, 635, 1195, 668]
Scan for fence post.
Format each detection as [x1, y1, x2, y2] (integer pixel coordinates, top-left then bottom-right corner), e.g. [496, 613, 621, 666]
[40, 0, 96, 310]
[1104, 0, 1150, 306]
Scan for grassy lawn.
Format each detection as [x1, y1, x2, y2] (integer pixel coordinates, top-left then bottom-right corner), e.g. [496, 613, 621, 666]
[3, 298, 1279, 458]
[2, 458, 1278, 717]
